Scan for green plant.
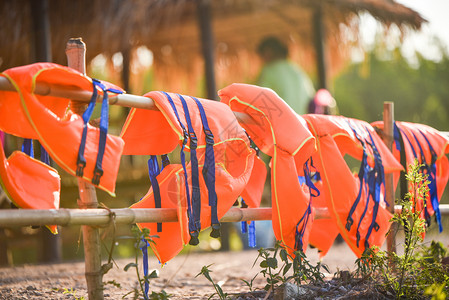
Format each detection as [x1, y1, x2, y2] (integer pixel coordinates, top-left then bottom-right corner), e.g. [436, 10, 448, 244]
[62, 287, 86, 300]
[354, 160, 449, 299]
[196, 264, 229, 300]
[122, 226, 170, 300]
[252, 241, 327, 296]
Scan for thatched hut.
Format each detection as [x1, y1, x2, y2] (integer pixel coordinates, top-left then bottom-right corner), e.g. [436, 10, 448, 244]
[0, 0, 425, 97]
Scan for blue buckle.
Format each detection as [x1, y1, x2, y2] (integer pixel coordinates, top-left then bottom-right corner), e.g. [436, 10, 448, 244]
[76, 158, 86, 177]
[92, 167, 104, 185]
[182, 129, 188, 146]
[189, 230, 200, 246]
[210, 223, 221, 238]
[189, 132, 198, 149]
[204, 129, 215, 145]
[345, 217, 354, 231]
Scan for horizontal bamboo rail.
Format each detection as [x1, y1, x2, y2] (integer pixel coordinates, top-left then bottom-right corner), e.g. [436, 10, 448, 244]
[0, 76, 254, 125]
[1, 205, 448, 227]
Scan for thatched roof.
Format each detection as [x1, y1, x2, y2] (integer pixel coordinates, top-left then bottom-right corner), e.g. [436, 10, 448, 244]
[0, 0, 425, 94]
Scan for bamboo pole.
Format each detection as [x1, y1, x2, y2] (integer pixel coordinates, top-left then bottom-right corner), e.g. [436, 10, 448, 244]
[383, 102, 397, 254]
[66, 38, 104, 300]
[2, 205, 447, 228]
[0, 76, 254, 125]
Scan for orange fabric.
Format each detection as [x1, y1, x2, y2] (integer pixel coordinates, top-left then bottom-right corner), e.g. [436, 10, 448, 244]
[240, 155, 267, 208]
[372, 121, 449, 228]
[308, 180, 340, 258]
[121, 91, 255, 264]
[0, 139, 60, 234]
[304, 115, 402, 258]
[218, 83, 316, 254]
[0, 63, 125, 196]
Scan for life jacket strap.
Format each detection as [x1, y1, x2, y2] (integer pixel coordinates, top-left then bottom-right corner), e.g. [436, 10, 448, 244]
[294, 158, 317, 251]
[192, 96, 220, 238]
[22, 139, 34, 158]
[162, 92, 197, 245]
[178, 95, 202, 241]
[76, 80, 98, 177]
[419, 130, 442, 232]
[140, 238, 150, 298]
[346, 125, 369, 231]
[362, 131, 384, 248]
[148, 155, 163, 232]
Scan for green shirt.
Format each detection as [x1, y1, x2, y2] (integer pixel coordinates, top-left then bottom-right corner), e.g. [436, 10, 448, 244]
[257, 60, 315, 115]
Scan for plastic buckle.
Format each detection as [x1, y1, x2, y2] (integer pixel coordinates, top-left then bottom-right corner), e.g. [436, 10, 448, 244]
[189, 132, 198, 149]
[373, 222, 380, 232]
[76, 158, 86, 177]
[204, 129, 215, 145]
[182, 130, 188, 146]
[189, 230, 200, 246]
[92, 167, 104, 185]
[356, 231, 361, 247]
[161, 154, 170, 168]
[345, 217, 353, 231]
[210, 223, 221, 238]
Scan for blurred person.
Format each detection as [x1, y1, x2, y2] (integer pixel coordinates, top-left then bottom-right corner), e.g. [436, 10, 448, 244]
[257, 36, 315, 115]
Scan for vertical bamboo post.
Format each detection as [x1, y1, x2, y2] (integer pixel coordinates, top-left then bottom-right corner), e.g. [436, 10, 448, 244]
[383, 102, 397, 254]
[66, 38, 104, 300]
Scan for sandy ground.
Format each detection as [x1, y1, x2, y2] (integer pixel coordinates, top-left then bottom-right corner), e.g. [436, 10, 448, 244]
[0, 242, 359, 300]
[1, 229, 447, 300]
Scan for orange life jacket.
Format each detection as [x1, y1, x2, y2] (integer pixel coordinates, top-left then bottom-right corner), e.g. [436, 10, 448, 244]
[218, 83, 317, 254]
[0, 138, 60, 234]
[372, 121, 449, 233]
[121, 91, 257, 264]
[0, 63, 125, 196]
[303, 115, 403, 258]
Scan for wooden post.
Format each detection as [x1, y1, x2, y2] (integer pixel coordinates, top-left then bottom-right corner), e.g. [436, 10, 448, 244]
[66, 38, 104, 300]
[383, 102, 397, 254]
[312, 5, 328, 90]
[197, 0, 217, 100]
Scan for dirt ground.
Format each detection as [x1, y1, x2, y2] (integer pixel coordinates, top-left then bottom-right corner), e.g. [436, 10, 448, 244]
[1, 230, 447, 300]
[0, 242, 359, 300]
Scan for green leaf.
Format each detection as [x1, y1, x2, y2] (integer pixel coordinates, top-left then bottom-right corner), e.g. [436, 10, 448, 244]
[260, 260, 268, 268]
[267, 257, 278, 269]
[146, 270, 159, 279]
[124, 262, 137, 272]
[280, 249, 288, 262]
[283, 263, 292, 275]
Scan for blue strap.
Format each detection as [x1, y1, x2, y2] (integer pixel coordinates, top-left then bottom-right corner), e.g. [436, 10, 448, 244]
[178, 94, 202, 240]
[22, 139, 34, 158]
[248, 221, 256, 248]
[393, 123, 402, 152]
[148, 155, 163, 232]
[240, 199, 256, 248]
[241, 219, 248, 234]
[345, 125, 369, 232]
[419, 130, 443, 232]
[92, 80, 111, 185]
[22, 139, 51, 165]
[40, 145, 50, 165]
[401, 128, 418, 159]
[295, 201, 312, 251]
[362, 131, 384, 248]
[294, 159, 318, 251]
[161, 92, 197, 245]
[140, 238, 150, 299]
[76, 80, 98, 177]
[191, 96, 220, 238]
[161, 154, 170, 169]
